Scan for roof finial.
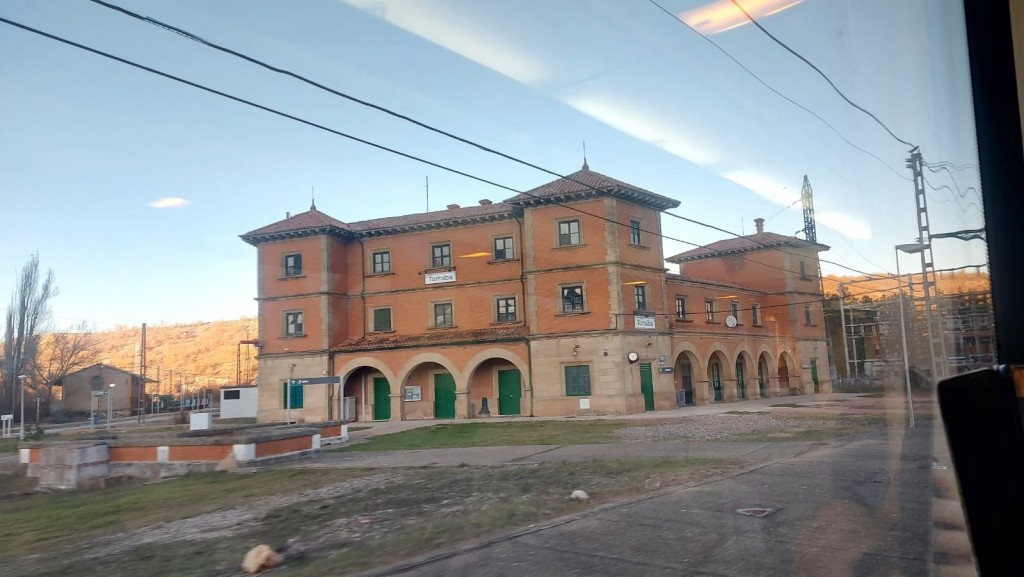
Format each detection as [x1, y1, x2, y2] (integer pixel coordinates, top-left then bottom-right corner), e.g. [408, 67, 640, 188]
[311, 185, 316, 210]
[582, 140, 589, 171]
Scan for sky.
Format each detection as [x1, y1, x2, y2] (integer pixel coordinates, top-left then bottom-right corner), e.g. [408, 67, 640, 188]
[0, 0, 986, 330]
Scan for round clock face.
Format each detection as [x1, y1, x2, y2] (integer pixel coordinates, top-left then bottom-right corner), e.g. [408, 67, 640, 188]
[627, 352, 639, 362]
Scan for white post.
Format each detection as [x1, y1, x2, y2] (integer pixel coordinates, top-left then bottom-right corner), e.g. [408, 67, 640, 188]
[107, 383, 116, 429]
[17, 375, 27, 440]
[838, 283, 850, 380]
[896, 253, 916, 429]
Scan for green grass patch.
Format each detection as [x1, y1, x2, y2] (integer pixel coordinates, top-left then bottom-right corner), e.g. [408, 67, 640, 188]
[0, 468, 376, 563]
[0, 437, 19, 453]
[9, 457, 731, 577]
[333, 420, 629, 452]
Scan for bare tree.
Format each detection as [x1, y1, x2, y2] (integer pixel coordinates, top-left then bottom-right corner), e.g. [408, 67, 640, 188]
[1, 254, 58, 417]
[34, 322, 98, 414]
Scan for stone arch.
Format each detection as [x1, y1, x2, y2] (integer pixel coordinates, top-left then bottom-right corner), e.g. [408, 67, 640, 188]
[704, 342, 735, 379]
[672, 342, 704, 405]
[463, 348, 530, 418]
[398, 353, 463, 420]
[337, 357, 399, 422]
[463, 348, 529, 382]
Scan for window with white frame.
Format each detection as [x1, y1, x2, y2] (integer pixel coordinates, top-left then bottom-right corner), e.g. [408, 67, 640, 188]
[372, 250, 391, 274]
[558, 219, 581, 246]
[705, 299, 715, 322]
[634, 285, 647, 311]
[433, 302, 453, 327]
[676, 296, 687, 320]
[494, 236, 514, 261]
[561, 285, 585, 313]
[496, 296, 517, 322]
[284, 311, 304, 336]
[283, 253, 302, 277]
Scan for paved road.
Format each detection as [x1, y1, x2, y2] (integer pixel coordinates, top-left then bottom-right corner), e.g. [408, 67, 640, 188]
[358, 422, 968, 577]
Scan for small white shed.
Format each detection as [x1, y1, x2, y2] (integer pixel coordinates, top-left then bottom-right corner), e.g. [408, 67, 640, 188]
[220, 386, 258, 419]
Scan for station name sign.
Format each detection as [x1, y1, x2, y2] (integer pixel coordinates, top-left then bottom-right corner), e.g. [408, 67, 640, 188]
[425, 270, 457, 285]
[634, 314, 656, 329]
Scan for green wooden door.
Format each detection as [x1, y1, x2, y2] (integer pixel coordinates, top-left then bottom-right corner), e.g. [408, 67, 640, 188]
[640, 363, 655, 411]
[372, 377, 390, 420]
[758, 359, 768, 398]
[711, 362, 723, 402]
[434, 373, 456, 419]
[497, 369, 521, 416]
[811, 359, 819, 393]
[736, 360, 746, 400]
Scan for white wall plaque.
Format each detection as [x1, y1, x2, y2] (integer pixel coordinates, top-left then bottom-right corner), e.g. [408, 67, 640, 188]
[425, 271, 456, 285]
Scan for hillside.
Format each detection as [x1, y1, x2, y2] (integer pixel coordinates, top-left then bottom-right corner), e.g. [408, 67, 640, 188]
[823, 269, 990, 300]
[87, 318, 259, 391]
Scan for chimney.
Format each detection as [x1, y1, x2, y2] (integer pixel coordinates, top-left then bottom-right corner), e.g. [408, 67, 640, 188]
[478, 199, 492, 205]
[286, 211, 291, 219]
[754, 218, 764, 234]
[446, 203, 461, 210]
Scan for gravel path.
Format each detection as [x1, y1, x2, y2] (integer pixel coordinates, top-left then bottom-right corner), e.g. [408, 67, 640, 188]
[83, 472, 404, 558]
[614, 413, 840, 441]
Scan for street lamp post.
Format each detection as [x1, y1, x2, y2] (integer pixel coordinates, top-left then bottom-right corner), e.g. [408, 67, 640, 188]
[896, 243, 927, 428]
[17, 375, 27, 440]
[107, 383, 116, 429]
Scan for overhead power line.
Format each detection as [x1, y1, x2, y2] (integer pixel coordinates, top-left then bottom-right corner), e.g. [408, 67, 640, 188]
[924, 160, 978, 172]
[83, 3, 896, 279]
[1, 15, 888, 283]
[728, 0, 915, 148]
[645, 0, 910, 182]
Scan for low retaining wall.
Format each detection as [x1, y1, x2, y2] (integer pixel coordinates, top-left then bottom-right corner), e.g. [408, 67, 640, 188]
[20, 421, 349, 487]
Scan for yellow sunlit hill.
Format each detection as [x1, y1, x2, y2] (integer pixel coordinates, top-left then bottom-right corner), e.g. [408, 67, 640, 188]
[87, 318, 259, 390]
[822, 270, 990, 300]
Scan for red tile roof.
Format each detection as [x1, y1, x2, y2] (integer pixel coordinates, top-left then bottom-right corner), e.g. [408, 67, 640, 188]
[348, 202, 514, 236]
[334, 325, 527, 352]
[667, 232, 829, 262]
[241, 208, 351, 245]
[504, 167, 680, 211]
[666, 273, 762, 293]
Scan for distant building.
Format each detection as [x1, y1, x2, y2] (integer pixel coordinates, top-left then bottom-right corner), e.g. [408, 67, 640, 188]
[53, 363, 152, 415]
[242, 166, 832, 423]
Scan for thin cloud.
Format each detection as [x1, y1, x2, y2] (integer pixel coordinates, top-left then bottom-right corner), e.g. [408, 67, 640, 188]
[149, 197, 191, 209]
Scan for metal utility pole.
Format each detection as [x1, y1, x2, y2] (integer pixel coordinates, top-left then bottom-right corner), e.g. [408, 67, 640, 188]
[839, 283, 851, 379]
[139, 323, 147, 422]
[906, 148, 942, 381]
[800, 175, 817, 243]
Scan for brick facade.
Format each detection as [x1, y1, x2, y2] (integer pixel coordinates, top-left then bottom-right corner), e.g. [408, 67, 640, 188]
[242, 167, 832, 422]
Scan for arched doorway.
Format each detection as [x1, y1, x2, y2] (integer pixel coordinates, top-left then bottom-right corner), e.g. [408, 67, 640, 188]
[466, 357, 522, 417]
[757, 353, 772, 398]
[708, 352, 727, 402]
[400, 358, 460, 420]
[342, 367, 390, 422]
[778, 354, 791, 394]
[735, 357, 748, 400]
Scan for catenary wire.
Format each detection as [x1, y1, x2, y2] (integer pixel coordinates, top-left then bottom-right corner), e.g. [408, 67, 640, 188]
[728, 0, 915, 148]
[85, 0, 892, 279]
[1, 16, 889, 285]
[645, 0, 911, 182]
